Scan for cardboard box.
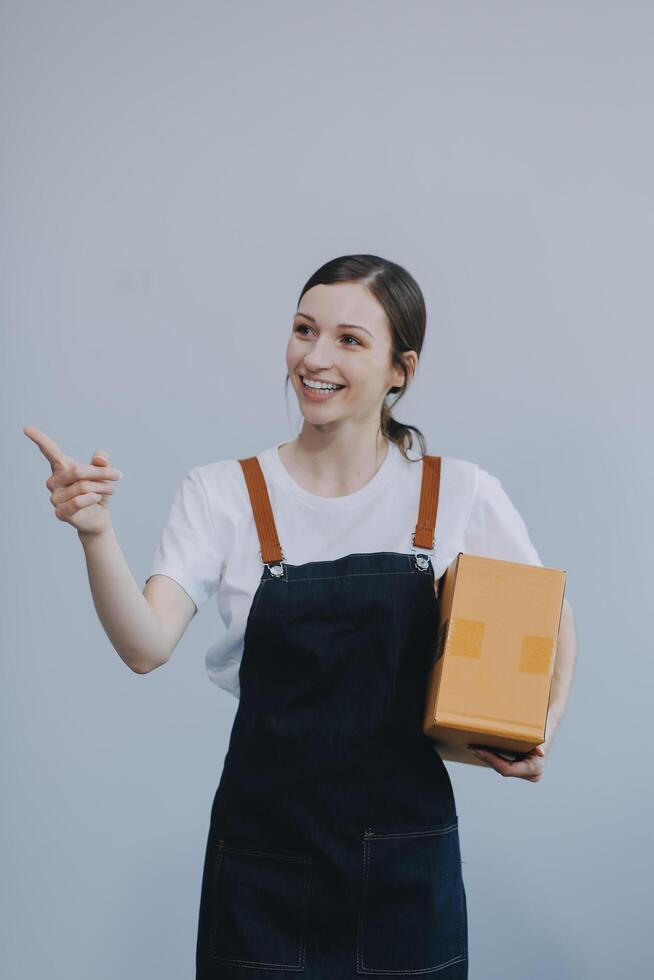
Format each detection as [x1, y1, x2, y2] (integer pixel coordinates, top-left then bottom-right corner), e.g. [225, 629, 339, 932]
[423, 553, 566, 767]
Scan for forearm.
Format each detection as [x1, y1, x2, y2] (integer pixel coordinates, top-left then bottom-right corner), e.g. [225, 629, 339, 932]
[79, 523, 168, 673]
[544, 600, 578, 747]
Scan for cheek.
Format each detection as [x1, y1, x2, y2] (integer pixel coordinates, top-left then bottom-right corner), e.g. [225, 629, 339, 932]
[286, 338, 299, 365]
[346, 361, 379, 388]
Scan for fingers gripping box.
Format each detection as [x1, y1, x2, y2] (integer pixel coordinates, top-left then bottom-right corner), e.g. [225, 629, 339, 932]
[423, 553, 567, 767]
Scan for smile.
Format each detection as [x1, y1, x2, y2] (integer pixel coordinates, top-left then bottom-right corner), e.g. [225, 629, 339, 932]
[300, 375, 346, 399]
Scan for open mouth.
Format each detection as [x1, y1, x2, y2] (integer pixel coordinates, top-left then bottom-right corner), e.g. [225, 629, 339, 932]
[300, 375, 346, 396]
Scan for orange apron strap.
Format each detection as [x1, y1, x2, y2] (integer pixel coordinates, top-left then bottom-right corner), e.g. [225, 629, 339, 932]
[238, 456, 284, 564]
[412, 455, 441, 551]
[239, 450, 441, 562]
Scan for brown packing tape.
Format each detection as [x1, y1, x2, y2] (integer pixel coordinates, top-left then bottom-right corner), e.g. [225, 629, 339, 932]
[444, 619, 555, 674]
[449, 618, 486, 659]
[518, 635, 554, 674]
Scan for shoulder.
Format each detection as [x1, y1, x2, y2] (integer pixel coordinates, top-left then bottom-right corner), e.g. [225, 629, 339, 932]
[439, 454, 481, 509]
[191, 449, 283, 519]
[193, 446, 275, 491]
[456, 458, 543, 565]
[439, 455, 516, 507]
[192, 457, 245, 492]
[397, 450, 478, 494]
[405, 454, 480, 535]
[435, 455, 532, 534]
[178, 458, 250, 531]
[439, 454, 479, 483]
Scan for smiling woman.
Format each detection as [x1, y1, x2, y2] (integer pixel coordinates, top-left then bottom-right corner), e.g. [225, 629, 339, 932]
[188, 255, 477, 979]
[283, 254, 430, 468]
[31, 250, 569, 980]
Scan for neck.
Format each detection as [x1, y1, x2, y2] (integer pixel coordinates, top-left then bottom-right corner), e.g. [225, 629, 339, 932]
[278, 428, 391, 498]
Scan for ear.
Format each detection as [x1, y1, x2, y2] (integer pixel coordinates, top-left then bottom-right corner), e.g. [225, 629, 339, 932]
[390, 350, 417, 389]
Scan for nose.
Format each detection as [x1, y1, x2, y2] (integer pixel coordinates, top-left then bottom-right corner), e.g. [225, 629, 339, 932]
[301, 335, 336, 372]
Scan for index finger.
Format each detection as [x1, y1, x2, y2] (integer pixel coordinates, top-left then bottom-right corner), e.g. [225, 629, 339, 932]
[23, 426, 68, 469]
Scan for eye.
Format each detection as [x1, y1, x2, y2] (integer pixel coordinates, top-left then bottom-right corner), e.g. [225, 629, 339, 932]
[293, 324, 362, 347]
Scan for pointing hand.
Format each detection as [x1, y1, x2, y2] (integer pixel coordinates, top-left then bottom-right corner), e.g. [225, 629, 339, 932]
[23, 425, 124, 538]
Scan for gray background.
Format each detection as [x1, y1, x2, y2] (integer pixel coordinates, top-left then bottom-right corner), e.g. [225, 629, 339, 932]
[4, 2, 652, 978]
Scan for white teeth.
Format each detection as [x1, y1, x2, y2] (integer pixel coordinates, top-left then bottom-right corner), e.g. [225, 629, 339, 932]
[302, 377, 344, 391]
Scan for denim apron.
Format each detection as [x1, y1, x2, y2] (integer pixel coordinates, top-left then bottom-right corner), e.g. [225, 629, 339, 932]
[195, 452, 468, 979]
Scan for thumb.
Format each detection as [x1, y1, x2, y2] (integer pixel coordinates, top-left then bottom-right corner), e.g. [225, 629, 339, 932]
[92, 450, 110, 466]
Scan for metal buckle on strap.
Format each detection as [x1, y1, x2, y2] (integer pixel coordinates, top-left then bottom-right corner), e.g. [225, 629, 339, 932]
[258, 547, 286, 577]
[410, 532, 435, 572]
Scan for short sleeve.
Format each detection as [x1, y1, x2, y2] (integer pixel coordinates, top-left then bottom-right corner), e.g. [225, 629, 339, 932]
[463, 467, 543, 566]
[145, 467, 222, 612]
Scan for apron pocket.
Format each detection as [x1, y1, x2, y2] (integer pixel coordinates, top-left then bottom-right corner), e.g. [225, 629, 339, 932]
[356, 818, 466, 975]
[208, 839, 312, 971]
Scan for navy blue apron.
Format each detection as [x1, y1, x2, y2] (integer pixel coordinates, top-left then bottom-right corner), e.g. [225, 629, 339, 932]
[195, 452, 468, 979]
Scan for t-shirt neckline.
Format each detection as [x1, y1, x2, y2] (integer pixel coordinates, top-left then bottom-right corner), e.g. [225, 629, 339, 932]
[265, 440, 401, 510]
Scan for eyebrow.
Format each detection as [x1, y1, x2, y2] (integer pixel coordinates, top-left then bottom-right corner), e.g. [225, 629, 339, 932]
[293, 312, 373, 339]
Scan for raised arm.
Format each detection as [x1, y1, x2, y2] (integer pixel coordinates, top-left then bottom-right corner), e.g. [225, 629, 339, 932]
[24, 425, 194, 673]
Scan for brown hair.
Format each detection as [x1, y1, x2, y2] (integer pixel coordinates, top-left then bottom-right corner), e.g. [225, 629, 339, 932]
[285, 253, 428, 461]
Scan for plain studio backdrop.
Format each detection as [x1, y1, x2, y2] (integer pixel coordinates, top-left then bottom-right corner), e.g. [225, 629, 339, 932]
[3, 2, 652, 978]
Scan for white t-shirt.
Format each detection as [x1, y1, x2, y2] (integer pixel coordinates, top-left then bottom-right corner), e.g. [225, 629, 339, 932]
[146, 441, 543, 699]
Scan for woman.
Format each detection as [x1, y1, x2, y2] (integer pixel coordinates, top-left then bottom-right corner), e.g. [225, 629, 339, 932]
[25, 253, 573, 979]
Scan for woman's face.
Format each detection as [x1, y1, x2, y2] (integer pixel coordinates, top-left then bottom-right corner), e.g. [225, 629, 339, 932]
[286, 282, 414, 426]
